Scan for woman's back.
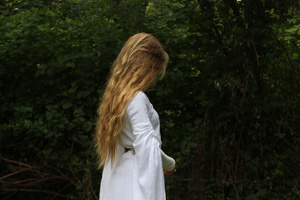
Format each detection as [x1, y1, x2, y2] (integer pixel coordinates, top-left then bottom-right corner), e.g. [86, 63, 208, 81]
[100, 91, 166, 200]
[120, 91, 162, 148]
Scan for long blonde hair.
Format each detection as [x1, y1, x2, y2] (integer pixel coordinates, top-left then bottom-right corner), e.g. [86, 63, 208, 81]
[95, 33, 169, 168]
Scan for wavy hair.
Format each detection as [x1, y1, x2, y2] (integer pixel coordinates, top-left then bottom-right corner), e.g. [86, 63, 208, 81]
[95, 33, 169, 168]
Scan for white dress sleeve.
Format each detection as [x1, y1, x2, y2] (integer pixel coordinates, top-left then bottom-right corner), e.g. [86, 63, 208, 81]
[161, 149, 176, 171]
[126, 92, 166, 200]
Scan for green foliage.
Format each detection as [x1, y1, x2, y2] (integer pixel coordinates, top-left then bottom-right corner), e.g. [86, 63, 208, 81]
[1, 0, 300, 199]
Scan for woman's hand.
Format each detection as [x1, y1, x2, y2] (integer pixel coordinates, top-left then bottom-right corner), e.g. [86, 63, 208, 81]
[164, 168, 176, 176]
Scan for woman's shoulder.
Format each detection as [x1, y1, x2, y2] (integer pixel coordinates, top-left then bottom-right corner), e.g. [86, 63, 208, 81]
[131, 91, 149, 103]
[127, 91, 150, 109]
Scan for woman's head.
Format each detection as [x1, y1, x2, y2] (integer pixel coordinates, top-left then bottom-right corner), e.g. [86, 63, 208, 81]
[95, 33, 168, 168]
[111, 33, 168, 91]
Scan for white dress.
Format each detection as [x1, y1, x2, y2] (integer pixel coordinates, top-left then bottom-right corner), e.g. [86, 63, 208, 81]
[99, 91, 175, 200]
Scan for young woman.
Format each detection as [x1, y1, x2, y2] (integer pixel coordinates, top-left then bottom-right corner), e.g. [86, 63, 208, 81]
[95, 33, 176, 200]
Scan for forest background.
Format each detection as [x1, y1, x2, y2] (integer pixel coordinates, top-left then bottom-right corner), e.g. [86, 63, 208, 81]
[0, 0, 299, 199]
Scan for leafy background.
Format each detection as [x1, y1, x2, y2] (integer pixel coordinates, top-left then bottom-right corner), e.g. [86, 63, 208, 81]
[0, 0, 299, 199]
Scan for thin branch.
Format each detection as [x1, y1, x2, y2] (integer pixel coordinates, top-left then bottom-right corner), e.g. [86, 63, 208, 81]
[1, 188, 68, 198]
[0, 157, 32, 168]
[50, 183, 72, 200]
[0, 168, 41, 181]
[0, 178, 38, 185]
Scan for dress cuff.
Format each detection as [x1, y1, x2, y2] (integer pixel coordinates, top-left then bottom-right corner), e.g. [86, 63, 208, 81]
[160, 149, 175, 171]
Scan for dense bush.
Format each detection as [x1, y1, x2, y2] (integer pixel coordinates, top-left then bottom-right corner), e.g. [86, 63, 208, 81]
[1, 0, 299, 199]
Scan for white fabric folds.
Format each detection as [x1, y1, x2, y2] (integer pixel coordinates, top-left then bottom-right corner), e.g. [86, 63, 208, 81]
[99, 91, 174, 200]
